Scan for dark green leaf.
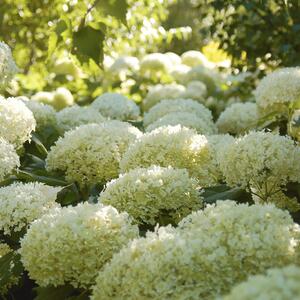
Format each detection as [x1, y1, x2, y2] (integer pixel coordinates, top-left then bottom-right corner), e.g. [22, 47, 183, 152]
[96, 0, 128, 24]
[0, 252, 23, 288]
[34, 285, 75, 300]
[31, 133, 48, 158]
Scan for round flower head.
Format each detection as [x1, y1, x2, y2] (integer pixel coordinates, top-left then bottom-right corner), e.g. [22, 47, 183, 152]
[92, 201, 300, 300]
[99, 166, 202, 226]
[140, 53, 170, 74]
[0, 182, 61, 235]
[0, 243, 19, 295]
[143, 98, 213, 127]
[0, 41, 18, 89]
[223, 265, 300, 300]
[19, 203, 138, 288]
[181, 50, 212, 68]
[0, 138, 19, 181]
[145, 111, 217, 135]
[0, 97, 36, 148]
[181, 80, 207, 102]
[164, 52, 181, 66]
[184, 66, 217, 94]
[91, 93, 140, 121]
[24, 100, 57, 132]
[52, 87, 74, 110]
[170, 64, 191, 82]
[255, 67, 300, 114]
[216, 102, 258, 135]
[120, 125, 210, 182]
[56, 105, 105, 134]
[32, 91, 54, 106]
[108, 56, 139, 74]
[143, 84, 185, 111]
[219, 131, 300, 203]
[46, 121, 142, 187]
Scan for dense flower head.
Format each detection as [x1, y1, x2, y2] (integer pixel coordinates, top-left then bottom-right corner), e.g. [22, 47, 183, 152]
[56, 105, 105, 134]
[181, 80, 207, 102]
[143, 98, 213, 127]
[19, 203, 139, 288]
[46, 121, 142, 186]
[108, 56, 140, 73]
[99, 166, 202, 226]
[254, 67, 300, 112]
[92, 201, 300, 300]
[145, 111, 217, 134]
[164, 52, 181, 66]
[140, 53, 170, 73]
[0, 97, 36, 148]
[216, 102, 258, 135]
[143, 83, 186, 111]
[219, 131, 300, 201]
[0, 41, 18, 88]
[181, 50, 213, 68]
[223, 265, 300, 300]
[170, 64, 191, 82]
[91, 92, 140, 120]
[0, 138, 19, 181]
[32, 91, 54, 105]
[52, 87, 74, 110]
[24, 100, 57, 131]
[0, 182, 61, 234]
[120, 125, 210, 181]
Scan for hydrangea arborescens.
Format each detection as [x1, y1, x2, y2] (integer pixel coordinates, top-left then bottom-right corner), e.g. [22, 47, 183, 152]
[255, 67, 300, 115]
[46, 121, 142, 187]
[120, 125, 210, 182]
[0, 41, 18, 89]
[140, 53, 170, 74]
[0, 182, 61, 234]
[223, 265, 300, 300]
[91, 201, 300, 300]
[181, 81, 207, 102]
[216, 102, 258, 135]
[143, 98, 213, 127]
[143, 84, 186, 111]
[91, 93, 140, 121]
[99, 166, 202, 226]
[19, 203, 138, 288]
[181, 50, 213, 68]
[145, 111, 217, 135]
[0, 97, 36, 148]
[56, 105, 105, 134]
[0, 138, 19, 181]
[219, 131, 300, 206]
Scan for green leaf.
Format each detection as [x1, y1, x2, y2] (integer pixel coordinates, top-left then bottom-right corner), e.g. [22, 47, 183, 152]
[48, 32, 58, 58]
[34, 285, 75, 300]
[31, 133, 48, 158]
[56, 183, 81, 206]
[0, 252, 23, 288]
[72, 25, 105, 65]
[201, 184, 252, 204]
[96, 0, 128, 24]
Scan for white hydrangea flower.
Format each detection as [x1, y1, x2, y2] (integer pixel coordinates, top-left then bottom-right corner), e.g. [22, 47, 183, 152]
[52, 87, 74, 110]
[99, 166, 202, 226]
[92, 201, 300, 300]
[170, 64, 191, 82]
[216, 102, 258, 135]
[140, 53, 170, 73]
[0, 182, 61, 234]
[145, 111, 217, 135]
[0, 97, 36, 148]
[143, 98, 213, 127]
[46, 121, 142, 187]
[91, 93, 140, 121]
[32, 91, 54, 106]
[120, 125, 210, 182]
[219, 131, 300, 202]
[108, 56, 139, 73]
[223, 265, 300, 300]
[254, 67, 300, 113]
[0, 42, 18, 89]
[56, 105, 105, 134]
[143, 84, 186, 111]
[164, 52, 181, 66]
[24, 100, 57, 131]
[0, 138, 19, 181]
[181, 80, 207, 102]
[181, 50, 214, 68]
[19, 203, 139, 288]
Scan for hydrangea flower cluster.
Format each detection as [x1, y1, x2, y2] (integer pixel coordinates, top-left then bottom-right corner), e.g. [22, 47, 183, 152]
[99, 166, 202, 226]
[0, 182, 61, 234]
[0, 97, 36, 148]
[223, 265, 300, 300]
[56, 105, 105, 134]
[140, 53, 170, 73]
[0, 42, 18, 88]
[19, 203, 139, 288]
[181, 50, 214, 68]
[120, 125, 210, 181]
[217, 102, 258, 135]
[91, 93, 140, 120]
[92, 201, 300, 300]
[219, 131, 300, 202]
[0, 138, 19, 181]
[46, 121, 142, 186]
[181, 80, 207, 102]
